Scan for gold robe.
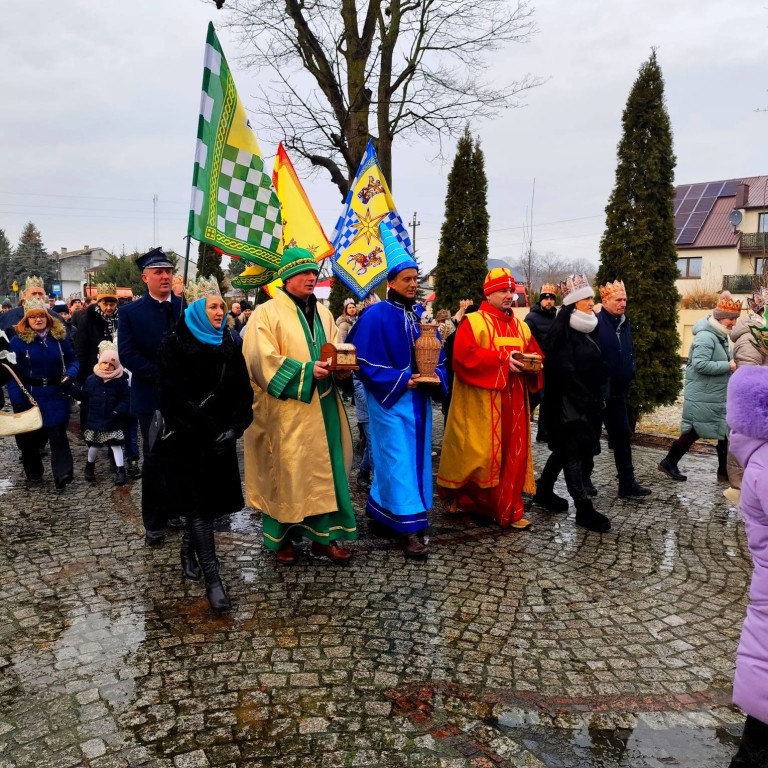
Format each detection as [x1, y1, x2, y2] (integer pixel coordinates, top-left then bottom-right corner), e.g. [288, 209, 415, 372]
[243, 289, 353, 523]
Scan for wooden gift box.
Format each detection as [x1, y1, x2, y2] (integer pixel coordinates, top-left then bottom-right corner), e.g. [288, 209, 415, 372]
[320, 342, 359, 371]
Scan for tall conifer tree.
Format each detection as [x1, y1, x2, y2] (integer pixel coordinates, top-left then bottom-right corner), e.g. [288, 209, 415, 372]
[197, 242, 226, 295]
[0, 229, 13, 296]
[596, 51, 681, 417]
[434, 128, 489, 310]
[12, 222, 56, 289]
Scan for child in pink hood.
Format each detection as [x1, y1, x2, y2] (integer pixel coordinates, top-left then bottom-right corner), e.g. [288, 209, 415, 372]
[727, 364, 768, 766]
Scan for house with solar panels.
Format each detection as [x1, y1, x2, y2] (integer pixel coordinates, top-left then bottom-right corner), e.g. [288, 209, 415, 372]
[675, 176, 768, 298]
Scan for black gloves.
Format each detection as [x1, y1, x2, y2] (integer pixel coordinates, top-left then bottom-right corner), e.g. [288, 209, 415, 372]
[213, 429, 236, 453]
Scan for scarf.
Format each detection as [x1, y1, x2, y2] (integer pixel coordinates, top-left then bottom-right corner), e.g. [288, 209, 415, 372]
[570, 309, 598, 334]
[387, 287, 416, 310]
[708, 315, 731, 338]
[184, 298, 224, 346]
[95, 305, 118, 339]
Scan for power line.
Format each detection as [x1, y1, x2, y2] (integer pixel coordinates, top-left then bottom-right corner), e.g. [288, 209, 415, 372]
[0, 190, 187, 204]
[418, 213, 604, 242]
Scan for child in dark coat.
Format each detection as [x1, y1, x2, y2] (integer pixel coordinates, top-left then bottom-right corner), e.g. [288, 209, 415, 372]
[80, 341, 131, 485]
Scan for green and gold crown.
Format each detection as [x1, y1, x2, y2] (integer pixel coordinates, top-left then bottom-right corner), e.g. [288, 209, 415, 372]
[184, 275, 221, 304]
[96, 283, 118, 300]
[24, 275, 44, 291]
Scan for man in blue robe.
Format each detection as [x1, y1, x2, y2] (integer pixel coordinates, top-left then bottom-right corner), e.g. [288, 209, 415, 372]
[347, 225, 447, 558]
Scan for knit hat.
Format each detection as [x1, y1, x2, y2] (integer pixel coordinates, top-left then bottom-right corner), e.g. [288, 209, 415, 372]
[22, 298, 49, 316]
[599, 280, 627, 302]
[184, 276, 221, 304]
[539, 282, 557, 299]
[53, 301, 69, 314]
[96, 282, 118, 301]
[713, 291, 742, 320]
[747, 287, 768, 314]
[240, 300, 253, 311]
[483, 267, 515, 296]
[559, 274, 594, 306]
[380, 224, 418, 280]
[277, 247, 319, 282]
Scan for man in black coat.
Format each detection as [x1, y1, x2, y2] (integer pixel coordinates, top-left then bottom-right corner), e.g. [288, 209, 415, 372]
[118, 248, 184, 545]
[592, 280, 650, 499]
[524, 283, 558, 442]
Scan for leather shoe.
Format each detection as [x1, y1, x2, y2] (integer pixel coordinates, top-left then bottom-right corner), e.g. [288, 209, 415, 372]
[311, 541, 352, 563]
[618, 480, 652, 498]
[167, 517, 186, 530]
[402, 533, 428, 559]
[276, 544, 297, 565]
[145, 530, 165, 547]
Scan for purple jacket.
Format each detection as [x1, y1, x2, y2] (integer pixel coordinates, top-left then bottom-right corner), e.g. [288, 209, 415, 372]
[727, 365, 768, 723]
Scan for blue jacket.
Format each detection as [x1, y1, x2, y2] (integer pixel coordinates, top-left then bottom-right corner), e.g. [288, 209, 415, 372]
[118, 293, 183, 414]
[82, 372, 131, 432]
[596, 309, 636, 398]
[7, 320, 79, 427]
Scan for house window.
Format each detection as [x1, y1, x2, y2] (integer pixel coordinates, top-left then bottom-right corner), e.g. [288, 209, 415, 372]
[759, 213, 768, 233]
[757, 258, 766, 276]
[677, 257, 702, 278]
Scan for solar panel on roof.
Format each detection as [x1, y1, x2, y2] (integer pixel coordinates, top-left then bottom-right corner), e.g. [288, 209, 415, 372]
[677, 198, 696, 216]
[694, 196, 717, 213]
[721, 180, 738, 197]
[704, 182, 724, 197]
[677, 211, 710, 245]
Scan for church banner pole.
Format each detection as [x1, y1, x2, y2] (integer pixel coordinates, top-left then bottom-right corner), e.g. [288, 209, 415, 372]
[183, 235, 192, 283]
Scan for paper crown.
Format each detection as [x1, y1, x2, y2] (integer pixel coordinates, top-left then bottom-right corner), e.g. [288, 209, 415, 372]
[24, 275, 44, 291]
[380, 223, 418, 279]
[184, 276, 221, 304]
[747, 287, 768, 314]
[483, 267, 515, 296]
[559, 274, 594, 306]
[97, 340, 117, 356]
[713, 291, 743, 319]
[540, 283, 558, 296]
[599, 280, 626, 301]
[22, 297, 48, 315]
[96, 283, 117, 300]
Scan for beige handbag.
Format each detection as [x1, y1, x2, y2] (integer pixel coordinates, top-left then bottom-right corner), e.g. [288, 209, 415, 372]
[0, 364, 43, 437]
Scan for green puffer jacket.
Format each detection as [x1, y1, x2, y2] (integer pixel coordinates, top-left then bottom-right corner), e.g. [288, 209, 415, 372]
[680, 315, 732, 439]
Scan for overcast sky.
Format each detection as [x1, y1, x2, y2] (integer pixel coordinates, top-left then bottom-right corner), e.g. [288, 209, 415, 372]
[1, 0, 766, 277]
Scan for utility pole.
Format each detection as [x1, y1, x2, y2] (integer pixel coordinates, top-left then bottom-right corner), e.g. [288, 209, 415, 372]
[152, 193, 159, 246]
[410, 211, 421, 259]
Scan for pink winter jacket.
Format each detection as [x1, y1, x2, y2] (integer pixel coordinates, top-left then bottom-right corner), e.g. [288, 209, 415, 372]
[727, 365, 768, 724]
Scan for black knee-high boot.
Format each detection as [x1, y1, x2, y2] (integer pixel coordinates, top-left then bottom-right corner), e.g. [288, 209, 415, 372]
[730, 715, 768, 767]
[180, 518, 202, 581]
[658, 441, 688, 481]
[716, 439, 729, 481]
[189, 518, 230, 613]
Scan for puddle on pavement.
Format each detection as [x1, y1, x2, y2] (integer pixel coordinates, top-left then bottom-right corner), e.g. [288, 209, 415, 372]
[0, 477, 13, 495]
[500, 717, 740, 767]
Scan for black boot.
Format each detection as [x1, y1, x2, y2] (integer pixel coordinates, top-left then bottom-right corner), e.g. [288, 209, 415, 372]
[84, 461, 96, 482]
[532, 480, 569, 512]
[618, 477, 652, 498]
[575, 499, 611, 533]
[189, 518, 231, 613]
[582, 478, 598, 497]
[180, 525, 202, 581]
[658, 441, 688, 481]
[716, 441, 729, 483]
[114, 466, 127, 486]
[729, 715, 768, 767]
[356, 470, 372, 490]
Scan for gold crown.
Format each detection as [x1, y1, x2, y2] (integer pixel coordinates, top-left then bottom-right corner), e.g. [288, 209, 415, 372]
[716, 294, 743, 315]
[96, 282, 117, 299]
[599, 280, 626, 301]
[540, 283, 558, 295]
[24, 275, 44, 290]
[747, 287, 768, 314]
[558, 274, 593, 304]
[184, 275, 221, 304]
[22, 297, 48, 315]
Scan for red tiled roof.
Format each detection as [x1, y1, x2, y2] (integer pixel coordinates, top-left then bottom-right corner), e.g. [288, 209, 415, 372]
[676, 175, 768, 250]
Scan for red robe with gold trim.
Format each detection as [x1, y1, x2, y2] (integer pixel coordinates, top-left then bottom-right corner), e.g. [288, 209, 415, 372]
[437, 302, 542, 527]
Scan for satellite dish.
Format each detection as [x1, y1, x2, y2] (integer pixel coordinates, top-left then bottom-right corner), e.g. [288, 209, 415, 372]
[729, 209, 743, 228]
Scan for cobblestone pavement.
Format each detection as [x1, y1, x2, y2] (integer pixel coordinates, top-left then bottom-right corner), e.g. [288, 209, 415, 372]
[0, 408, 751, 767]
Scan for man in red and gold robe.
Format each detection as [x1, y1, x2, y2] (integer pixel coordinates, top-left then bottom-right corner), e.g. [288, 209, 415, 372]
[437, 268, 543, 528]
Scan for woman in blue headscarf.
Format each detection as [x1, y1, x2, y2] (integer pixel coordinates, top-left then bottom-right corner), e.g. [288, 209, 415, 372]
[156, 277, 253, 613]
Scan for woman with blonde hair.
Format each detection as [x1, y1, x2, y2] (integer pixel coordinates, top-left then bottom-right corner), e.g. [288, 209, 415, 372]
[6, 298, 79, 489]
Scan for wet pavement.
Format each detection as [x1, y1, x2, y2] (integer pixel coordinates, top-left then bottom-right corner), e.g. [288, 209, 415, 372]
[0, 410, 751, 767]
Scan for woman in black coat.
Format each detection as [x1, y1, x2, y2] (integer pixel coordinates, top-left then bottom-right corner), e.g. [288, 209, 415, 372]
[532, 277, 611, 532]
[157, 283, 253, 613]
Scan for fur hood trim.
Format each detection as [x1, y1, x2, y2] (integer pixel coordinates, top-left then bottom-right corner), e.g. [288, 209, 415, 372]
[727, 365, 768, 438]
[14, 314, 67, 344]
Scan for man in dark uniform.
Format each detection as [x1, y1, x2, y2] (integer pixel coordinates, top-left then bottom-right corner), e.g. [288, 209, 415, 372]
[118, 248, 184, 545]
[591, 279, 651, 499]
[524, 283, 558, 443]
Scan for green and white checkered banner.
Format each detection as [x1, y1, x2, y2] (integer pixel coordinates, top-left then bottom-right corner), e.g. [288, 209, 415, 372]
[188, 23, 282, 270]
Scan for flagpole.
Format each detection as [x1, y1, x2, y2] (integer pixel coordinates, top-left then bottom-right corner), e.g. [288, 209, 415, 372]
[183, 235, 192, 283]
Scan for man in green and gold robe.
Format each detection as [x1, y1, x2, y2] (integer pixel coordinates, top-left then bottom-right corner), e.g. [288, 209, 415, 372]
[243, 247, 357, 564]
